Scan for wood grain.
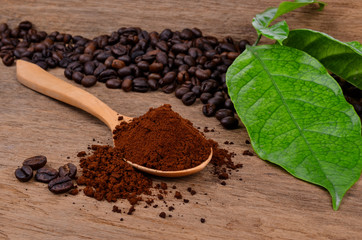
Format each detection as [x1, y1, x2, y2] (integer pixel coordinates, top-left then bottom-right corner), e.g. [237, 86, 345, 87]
[0, 1, 361, 239]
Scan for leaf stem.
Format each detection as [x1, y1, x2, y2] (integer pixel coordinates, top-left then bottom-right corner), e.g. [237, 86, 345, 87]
[253, 34, 262, 46]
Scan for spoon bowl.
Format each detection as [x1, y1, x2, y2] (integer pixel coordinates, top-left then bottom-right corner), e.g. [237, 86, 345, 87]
[16, 60, 213, 177]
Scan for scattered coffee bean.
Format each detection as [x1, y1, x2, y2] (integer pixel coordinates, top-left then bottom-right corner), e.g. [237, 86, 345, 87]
[48, 176, 74, 194]
[23, 155, 47, 170]
[220, 116, 239, 129]
[35, 166, 58, 183]
[15, 165, 33, 182]
[59, 163, 77, 179]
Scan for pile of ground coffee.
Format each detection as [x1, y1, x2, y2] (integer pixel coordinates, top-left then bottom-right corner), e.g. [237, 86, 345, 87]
[113, 104, 210, 171]
[76, 105, 242, 215]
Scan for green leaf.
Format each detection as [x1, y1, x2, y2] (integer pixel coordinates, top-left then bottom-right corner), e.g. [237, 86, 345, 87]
[226, 45, 362, 210]
[252, 0, 325, 43]
[283, 29, 362, 89]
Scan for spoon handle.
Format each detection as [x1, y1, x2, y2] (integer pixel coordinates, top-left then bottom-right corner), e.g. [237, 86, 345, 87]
[16, 60, 128, 130]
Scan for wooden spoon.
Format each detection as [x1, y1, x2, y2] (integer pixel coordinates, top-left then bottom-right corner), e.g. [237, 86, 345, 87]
[16, 60, 213, 177]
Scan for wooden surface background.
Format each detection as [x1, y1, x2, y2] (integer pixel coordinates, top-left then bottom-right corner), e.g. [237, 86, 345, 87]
[0, 1, 361, 239]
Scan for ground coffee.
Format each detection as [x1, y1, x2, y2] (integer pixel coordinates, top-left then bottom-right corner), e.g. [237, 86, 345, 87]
[76, 104, 242, 213]
[113, 104, 210, 171]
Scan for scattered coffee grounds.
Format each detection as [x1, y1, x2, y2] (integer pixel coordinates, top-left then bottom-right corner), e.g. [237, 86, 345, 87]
[174, 191, 182, 199]
[200, 218, 206, 223]
[242, 150, 254, 156]
[245, 140, 251, 144]
[159, 212, 166, 218]
[113, 104, 210, 171]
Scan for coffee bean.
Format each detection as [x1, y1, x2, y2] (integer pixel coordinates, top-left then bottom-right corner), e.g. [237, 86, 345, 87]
[15, 165, 33, 182]
[156, 51, 168, 65]
[200, 92, 213, 104]
[98, 69, 117, 82]
[35, 166, 58, 183]
[112, 59, 126, 69]
[202, 104, 217, 117]
[2, 54, 14, 66]
[147, 78, 159, 90]
[23, 155, 47, 170]
[182, 92, 197, 106]
[195, 68, 211, 81]
[72, 71, 84, 84]
[191, 85, 201, 97]
[121, 78, 133, 92]
[59, 163, 77, 179]
[81, 75, 97, 87]
[18, 21, 32, 30]
[215, 109, 234, 120]
[137, 60, 149, 71]
[224, 98, 234, 110]
[161, 82, 177, 94]
[239, 39, 250, 52]
[133, 77, 149, 92]
[162, 71, 176, 85]
[171, 43, 188, 53]
[208, 96, 224, 109]
[220, 116, 239, 129]
[180, 28, 194, 40]
[48, 176, 74, 194]
[155, 41, 168, 52]
[175, 87, 190, 99]
[106, 78, 122, 89]
[159, 29, 173, 40]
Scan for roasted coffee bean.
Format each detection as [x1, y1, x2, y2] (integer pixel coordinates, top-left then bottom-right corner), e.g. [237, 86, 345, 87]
[15, 165, 33, 182]
[208, 96, 224, 109]
[45, 57, 57, 68]
[19, 21, 32, 30]
[104, 56, 115, 68]
[181, 92, 197, 106]
[116, 66, 131, 77]
[159, 29, 173, 40]
[122, 78, 133, 92]
[149, 62, 163, 73]
[238, 39, 250, 52]
[156, 51, 168, 65]
[215, 109, 234, 120]
[175, 87, 190, 99]
[177, 70, 189, 84]
[180, 28, 194, 40]
[201, 80, 217, 93]
[0, 23, 8, 33]
[161, 82, 177, 94]
[162, 71, 177, 85]
[224, 98, 234, 110]
[98, 69, 117, 82]
[155, 41, 168, 52]
[81, 75, 97, 87]
[78, 54, 93, 63]
[183, 55, 195, 66]
[83, 61, 95, 75]
[48, 176, 73, 194]
[219, 42, 236, 52]
[202, 104, 217, 117]
[112, 59, 125, 69]
[64, 68, 73, 79]
[23, 155, 47, 170]
[191, 27, 202, 37]
[172, 43, 188, 53]
[59, 163, 77, 179]
[93, 63, 106, 76]
[72, 71, 84, 84]
[147, 78, 159, 90]
[191, 85, 201, 97]
[67, 61, 83, 72]
[106, 78, 122, 89]
[200, 92, 213, 104]
[35, 166, 58, 183]
[220, 116, 239, 129]
[2, 54, 14, 66]
[195, 68, 211, 81]
[137, 60, 149, 71]
[133, 77, 149, 92]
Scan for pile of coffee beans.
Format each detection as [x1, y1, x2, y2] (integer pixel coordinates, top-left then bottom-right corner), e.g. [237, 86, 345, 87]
[14, 155, 78, 194]
[1, 21, 360, 128]
[0, 21, 248, 129]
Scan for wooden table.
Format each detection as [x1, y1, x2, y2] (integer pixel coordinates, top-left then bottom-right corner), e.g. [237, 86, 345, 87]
[0, 1, 361, 239]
